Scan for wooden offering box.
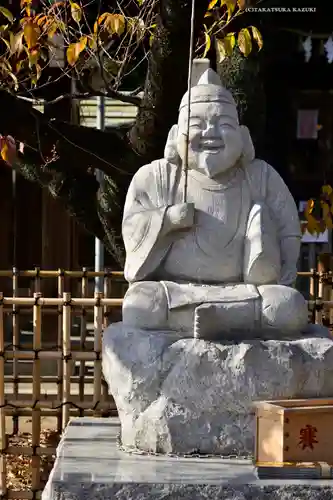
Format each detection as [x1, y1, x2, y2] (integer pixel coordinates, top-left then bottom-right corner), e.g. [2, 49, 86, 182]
[255, 398, 333, 466]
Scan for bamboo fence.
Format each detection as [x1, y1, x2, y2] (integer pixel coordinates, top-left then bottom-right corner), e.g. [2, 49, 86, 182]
[0, 266, 331, 499]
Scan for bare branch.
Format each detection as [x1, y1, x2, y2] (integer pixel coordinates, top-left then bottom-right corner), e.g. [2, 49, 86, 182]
[45, 88, 142, 106]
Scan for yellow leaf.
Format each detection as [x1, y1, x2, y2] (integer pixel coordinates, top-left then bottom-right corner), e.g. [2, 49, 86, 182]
[70, 2, 82, 25]
[23, 21, 40, 49]
[20, 0, 32, 8]
[10, 31, 23, 54]
[306, 214, 321, 235]
[66, 36, 87, 65]
[95, 12, 125, 36]
[237, 0, 246, 10]
[47, 22, 58, 38]
[149, 32, 154, 47]
[223, 0, 236, 21]
[28, 48, 39, 67]
[0, 7, 13, 23]
[322, 184, 333, 197]
[203, 29, 211, 58]
[208, 0, 220, 9]
[223, 32, 236, 54]
[216, 34, 235, 61]
[104, 14, 125, 36]
[250, 25, 263, 50]
[305, 198, 315, 216]
[20, 0, 32, 17]
[1, 141, 10, 162]
[237, 27, 252, 56]
[216, 38, 226, 62]
[88, 34, 97, 50]
[321, 201, 333, 229]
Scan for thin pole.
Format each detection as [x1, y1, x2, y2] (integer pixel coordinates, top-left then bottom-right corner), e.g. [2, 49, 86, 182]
[12, 165, 17, 267]
[95, 96, 105, 293]
[183, 0, 196, 203]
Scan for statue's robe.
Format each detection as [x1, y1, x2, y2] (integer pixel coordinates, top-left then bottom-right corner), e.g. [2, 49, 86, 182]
[122, 159, 301, 310]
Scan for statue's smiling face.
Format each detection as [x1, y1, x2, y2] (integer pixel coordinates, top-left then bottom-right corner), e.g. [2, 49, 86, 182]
[177, 101, 243, 178]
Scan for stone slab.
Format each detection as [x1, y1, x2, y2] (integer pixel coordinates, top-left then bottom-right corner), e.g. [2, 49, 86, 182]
[42, 417, 333, 499]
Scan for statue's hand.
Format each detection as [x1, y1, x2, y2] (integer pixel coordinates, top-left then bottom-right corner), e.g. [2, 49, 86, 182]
[164, 203, 195, 233]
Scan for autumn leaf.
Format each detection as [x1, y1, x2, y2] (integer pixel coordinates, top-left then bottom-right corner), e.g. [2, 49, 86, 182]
[321, 201, 333, 229]
[88, 34, 97, 50]
[237, 27, 252, 56]
[47, 22, 58, 39]
[28, 48, 40, 67]
[224, 33, 236, 54]
[250, 26, 263, 51]
[306, 214, 321, 235]
[20, 0, 32, 8]
[10, 31, 24, 55]
[216, 38, 226, 62]
[66, 36, 87, 65]
[208, 0, 220, 9]
[0, 136, 17, 165]
[0, 7, 14, 23]
[224, 0, 236, 21]
[203, 29, 211, 58]
[237, 0, 246, 10]
[216, 33, 235, 61]
[305, 198, 315, 216]
[23, 21, 40, 49]
[70, 2, 82, 24]
[322, 184, 333, 199]
[21, 0, 33, 16]
[104, 14, 125, 36]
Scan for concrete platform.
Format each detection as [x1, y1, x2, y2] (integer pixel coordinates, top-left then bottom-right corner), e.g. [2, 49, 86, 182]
[42, 417, 333, 499]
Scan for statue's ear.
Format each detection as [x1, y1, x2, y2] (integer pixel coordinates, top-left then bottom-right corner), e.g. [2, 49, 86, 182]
[240, 125, 255, 164]
[164, 124, 180, 163]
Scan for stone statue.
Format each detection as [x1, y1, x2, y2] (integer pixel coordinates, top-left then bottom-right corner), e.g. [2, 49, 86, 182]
[121, 68, 308, 340]
[103, 67, 332, 456]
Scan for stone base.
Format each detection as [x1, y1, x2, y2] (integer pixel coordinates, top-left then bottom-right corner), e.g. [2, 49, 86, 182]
[42, 418, 333, 500]
[102, 323, 333, 455]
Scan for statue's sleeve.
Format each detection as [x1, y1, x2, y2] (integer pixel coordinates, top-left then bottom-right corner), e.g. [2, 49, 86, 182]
[122, 162, 174, 283]
[265, 165, 301, 285]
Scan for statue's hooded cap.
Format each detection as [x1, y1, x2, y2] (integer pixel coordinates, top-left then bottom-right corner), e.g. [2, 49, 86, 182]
[179, 68, 239, 123]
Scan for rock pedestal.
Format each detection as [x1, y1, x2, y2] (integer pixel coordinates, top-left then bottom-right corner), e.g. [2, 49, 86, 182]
[102, 323, 333, 456]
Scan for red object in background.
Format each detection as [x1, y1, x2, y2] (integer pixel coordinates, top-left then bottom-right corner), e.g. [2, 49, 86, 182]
[297, 109, 319, 139]
[0, 135, 17, 166]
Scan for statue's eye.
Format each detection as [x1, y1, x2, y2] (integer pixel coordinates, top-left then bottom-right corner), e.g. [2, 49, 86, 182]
[219, 122, 233, 129]
[189, 121, 202, 129]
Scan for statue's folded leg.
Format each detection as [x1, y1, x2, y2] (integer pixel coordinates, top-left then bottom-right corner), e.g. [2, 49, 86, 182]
[194, 285, 309, 340]
[122, 281, 194, 333]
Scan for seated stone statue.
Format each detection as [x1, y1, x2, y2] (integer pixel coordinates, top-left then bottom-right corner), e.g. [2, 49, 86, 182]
[121, 68, 308, 339]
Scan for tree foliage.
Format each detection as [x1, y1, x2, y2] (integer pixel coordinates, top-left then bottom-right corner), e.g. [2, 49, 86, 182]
[0, 0, 263, 96]
[0, 0, 330, 254]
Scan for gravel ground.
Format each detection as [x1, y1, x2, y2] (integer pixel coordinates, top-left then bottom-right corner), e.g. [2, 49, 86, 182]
[5, 417, 60, 493]
[7, 429, 60, 491]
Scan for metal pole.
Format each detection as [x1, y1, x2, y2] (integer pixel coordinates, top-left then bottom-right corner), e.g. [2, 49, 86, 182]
[12, 164, 17, 267]
[95, 96, 105, 293]
[182, 0, 196, 203]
